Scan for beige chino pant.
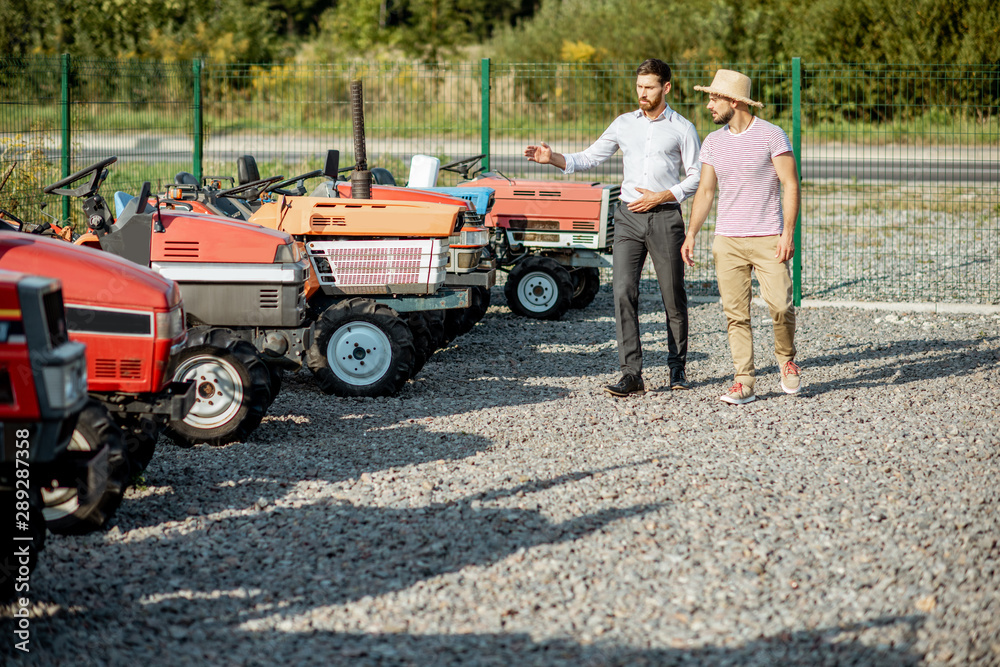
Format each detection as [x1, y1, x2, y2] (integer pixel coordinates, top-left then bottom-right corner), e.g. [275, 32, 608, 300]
[712, 234, 796, 388]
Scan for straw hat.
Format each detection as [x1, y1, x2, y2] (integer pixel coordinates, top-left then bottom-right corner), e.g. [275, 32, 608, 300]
[694, 69, 764, 109]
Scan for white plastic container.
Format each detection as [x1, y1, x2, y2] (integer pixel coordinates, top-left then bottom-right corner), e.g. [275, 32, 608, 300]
[407, 154, 441, 188]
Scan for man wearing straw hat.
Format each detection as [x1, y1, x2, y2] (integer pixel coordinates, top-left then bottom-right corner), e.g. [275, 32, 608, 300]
[681, 69, 802, 405]
[524, 58, 702, 397]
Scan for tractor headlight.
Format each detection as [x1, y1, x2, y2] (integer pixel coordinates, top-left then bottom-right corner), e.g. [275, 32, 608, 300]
[273, 241, 301, 263]
[156, 306, 186, 341]
[42, 352, 88, 410]
[460, 228, 489, 247]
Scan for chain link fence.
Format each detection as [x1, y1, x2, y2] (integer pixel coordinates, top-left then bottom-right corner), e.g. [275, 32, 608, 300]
[1, 57, 996, 304]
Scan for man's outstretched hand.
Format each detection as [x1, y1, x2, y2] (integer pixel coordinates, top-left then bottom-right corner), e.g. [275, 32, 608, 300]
[524, 142, 553, 164]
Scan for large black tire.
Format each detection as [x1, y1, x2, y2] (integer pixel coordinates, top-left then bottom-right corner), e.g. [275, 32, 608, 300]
[306, 298, 415, 397]
[406, 311, 435, 376]
[570, 267, 601, 310]
[466, 285, 492, 326]
[164, 328, 272, 447]
[42, 399, 130, 535]
[504, 255, 574, 320]
[265, 363, 284, 402]
[0, 489, 45, 600]
[117, 414, 159, 475]
[423, 310, 449, 352]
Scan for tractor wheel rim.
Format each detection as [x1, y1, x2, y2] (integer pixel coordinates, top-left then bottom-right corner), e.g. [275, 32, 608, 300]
[326, 321, 392, 386]
[41, 427, 90, 521]
[517, 270, 559, 313]
[174, 354, 245, 429]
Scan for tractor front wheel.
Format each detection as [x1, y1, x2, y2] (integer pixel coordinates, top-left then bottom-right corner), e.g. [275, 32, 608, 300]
[42, 399, 130, 535]
[307, 298, 415, 397]
[504, 256, 573, 320]
[165, 328, 272, 447]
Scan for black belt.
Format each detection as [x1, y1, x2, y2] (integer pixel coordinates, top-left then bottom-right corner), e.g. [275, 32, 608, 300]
[620, 201, 681, 212]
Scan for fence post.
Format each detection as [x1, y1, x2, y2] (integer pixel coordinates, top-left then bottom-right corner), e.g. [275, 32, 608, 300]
[60, 53, 71, 222]
[792, 57, 802, 307]
[192, 59, 203, 182]
[481, 58, 490, 172]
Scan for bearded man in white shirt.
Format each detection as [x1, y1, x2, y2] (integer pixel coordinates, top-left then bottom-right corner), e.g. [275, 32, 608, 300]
[525, 58, 702, 396]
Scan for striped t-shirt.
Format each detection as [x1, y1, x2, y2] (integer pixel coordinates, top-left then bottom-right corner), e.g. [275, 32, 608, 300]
[699, 117, 793, 237]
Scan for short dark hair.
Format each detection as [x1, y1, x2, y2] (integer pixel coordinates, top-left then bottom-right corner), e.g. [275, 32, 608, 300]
[636, 59, 672, 85]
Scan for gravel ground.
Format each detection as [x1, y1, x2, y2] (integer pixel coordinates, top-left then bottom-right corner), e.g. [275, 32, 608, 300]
[4, 289, 1000, 666]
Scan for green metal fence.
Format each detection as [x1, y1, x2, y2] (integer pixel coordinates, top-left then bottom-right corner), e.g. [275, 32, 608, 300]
[1, 56, 997, 305]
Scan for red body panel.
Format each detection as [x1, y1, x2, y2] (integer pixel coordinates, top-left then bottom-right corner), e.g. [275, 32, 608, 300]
[151, 210, 291, 264]
[0, 274, 40, 420]
[0, 235, 181, 394]
[334, 183, 474, 211]
[460, 175, 608, 233]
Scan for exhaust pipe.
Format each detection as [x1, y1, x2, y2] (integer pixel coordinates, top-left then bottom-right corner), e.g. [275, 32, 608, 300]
[350, 80, 371, 200]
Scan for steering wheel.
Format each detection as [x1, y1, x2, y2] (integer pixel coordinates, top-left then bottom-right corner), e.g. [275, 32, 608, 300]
[43, 156, 118, 197]
[440, 154, 486, 179]
[217, 175, 284, 199]
[263, 169, 324, 196]
[0, 208, 24, 232]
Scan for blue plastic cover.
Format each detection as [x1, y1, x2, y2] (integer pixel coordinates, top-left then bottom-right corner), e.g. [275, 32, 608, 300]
[420, 186, 494, 215]
[114, 191, 135, 218]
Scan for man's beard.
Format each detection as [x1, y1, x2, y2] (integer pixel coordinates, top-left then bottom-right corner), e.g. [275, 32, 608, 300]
[712, 106, 735, 125]
[639, 95, 661, 111]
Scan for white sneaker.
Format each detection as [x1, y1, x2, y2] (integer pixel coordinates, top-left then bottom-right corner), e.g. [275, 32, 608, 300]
[720, 382, 755, 405]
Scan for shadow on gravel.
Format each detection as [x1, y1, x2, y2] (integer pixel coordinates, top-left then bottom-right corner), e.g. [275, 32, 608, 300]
[14, 468, 666, 662]
[800, 335, 999, 393]
[211, 613, 925, 665]
[117, 417, 497, 531]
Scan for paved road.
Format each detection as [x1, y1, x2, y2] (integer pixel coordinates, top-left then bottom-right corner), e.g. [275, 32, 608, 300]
[27, 134, 1000, 183]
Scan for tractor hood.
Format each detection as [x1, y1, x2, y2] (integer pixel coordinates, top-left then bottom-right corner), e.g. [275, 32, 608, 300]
[462, 174, 610, 202]
[249, 196, 461, 238]
[334, 182, 473, 210]
[152, 210, 297, 263]
[0, 234, 179, 312]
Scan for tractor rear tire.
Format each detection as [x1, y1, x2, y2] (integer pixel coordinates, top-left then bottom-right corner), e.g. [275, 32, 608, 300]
[406, 311, 435, 376]
[504, 255, 573, 320]
[466, 285, 492, 326]
[570, 267, 601, 309]
[266, 363, 284, 402]
[0, 489, 45, 600]
[165, 327, 272, 447]
[306, 297, 415, 397]
[423, 310, 449, 352]
[43, 399, 130, 535]
[118, 414, 159, 475]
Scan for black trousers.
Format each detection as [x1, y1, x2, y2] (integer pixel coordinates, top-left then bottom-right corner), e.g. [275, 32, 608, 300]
[612, 203, 688, 377]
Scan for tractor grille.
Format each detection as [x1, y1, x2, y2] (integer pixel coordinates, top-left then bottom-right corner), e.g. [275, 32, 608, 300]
[95, 359, 117, 379]
[120, 359, 143, 379]
[310, 215, 348, 230]
[259, 288, 280, 309]
[94, 358, 143, 379]
[163, 241, 200, 259]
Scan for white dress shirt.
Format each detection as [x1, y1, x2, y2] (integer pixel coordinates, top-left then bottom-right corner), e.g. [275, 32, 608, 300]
[562, 105, 702, 205]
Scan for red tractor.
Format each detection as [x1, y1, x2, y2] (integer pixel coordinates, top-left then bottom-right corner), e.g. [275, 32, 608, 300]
[436, 154, 618, 320]
[0, 232, 196, 532]
[158, 151, 495, 347]
[42, 156, 453, 399]
[0, 269, 105, 597]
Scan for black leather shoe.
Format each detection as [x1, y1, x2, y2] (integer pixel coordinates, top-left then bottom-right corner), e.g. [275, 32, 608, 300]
[670, 367, 690, 390]
[604, 374, 645, 396]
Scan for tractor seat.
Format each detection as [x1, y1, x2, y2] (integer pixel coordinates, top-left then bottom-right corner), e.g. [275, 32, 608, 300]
[113, 183, 150, 227]
[175, 171, 199, 185]
[114, 191, 135, 218]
